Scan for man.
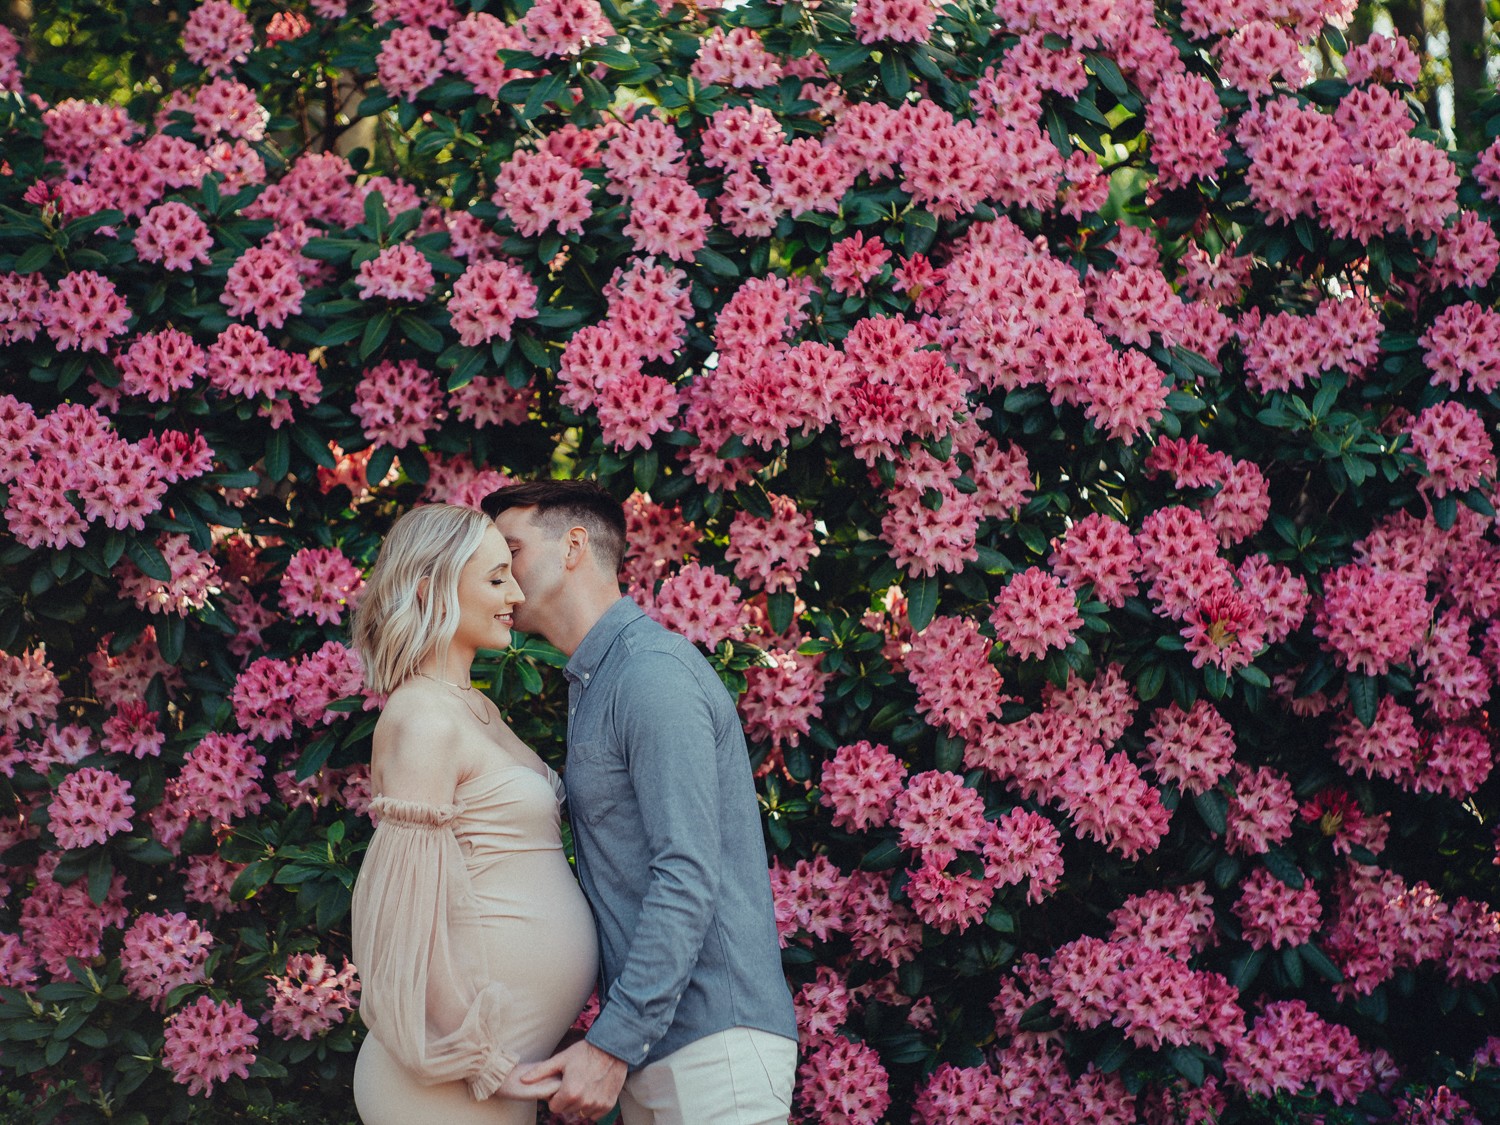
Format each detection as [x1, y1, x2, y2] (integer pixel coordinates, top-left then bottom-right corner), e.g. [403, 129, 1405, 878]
[480, 480, 798, 1124]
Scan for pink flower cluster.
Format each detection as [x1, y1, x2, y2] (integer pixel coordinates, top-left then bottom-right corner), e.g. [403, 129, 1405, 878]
[264, 952, 361, 1039]
[120, 912, 214, 1008]
[48, 766, 134, 850]
[279, 547, 366, 626]
[161, 996, 260, 1097]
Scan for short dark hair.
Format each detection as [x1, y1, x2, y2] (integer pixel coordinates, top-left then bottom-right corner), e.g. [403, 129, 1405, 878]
[481, 479, 627, 573]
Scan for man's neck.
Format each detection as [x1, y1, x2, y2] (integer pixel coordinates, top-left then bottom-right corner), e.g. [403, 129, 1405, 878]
[549, 583, 626, 656]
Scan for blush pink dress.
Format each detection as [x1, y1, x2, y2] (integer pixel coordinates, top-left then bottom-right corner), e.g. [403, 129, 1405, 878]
[351, 763, 598, 1125]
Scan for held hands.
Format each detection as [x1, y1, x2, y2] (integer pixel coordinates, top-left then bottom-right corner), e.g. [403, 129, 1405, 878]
[496, 1066, 561, 1102]
[515, 1040, 628, 1120]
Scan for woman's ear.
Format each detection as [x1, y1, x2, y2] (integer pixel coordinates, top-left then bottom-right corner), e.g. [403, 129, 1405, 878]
[416, 575, 430, 607]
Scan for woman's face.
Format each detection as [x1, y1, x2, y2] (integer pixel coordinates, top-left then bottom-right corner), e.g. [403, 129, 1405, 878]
[451, 524, 525, 653]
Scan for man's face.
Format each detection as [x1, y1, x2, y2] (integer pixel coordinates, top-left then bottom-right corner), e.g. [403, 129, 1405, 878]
[493, 506, 567, 637]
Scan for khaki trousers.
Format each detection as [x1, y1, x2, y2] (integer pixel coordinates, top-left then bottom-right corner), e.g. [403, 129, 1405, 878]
[617, 1027, 797, 1125]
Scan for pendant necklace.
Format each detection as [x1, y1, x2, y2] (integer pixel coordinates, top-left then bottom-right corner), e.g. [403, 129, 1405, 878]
[416, 672, 493, 725]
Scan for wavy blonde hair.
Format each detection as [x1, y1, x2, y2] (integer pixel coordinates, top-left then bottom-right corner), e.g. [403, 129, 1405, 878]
[351, 504, 492, 695]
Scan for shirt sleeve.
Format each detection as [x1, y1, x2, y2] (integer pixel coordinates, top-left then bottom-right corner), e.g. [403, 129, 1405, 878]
[351, 796, 518, 1099]
[584, 649, 723, 1067]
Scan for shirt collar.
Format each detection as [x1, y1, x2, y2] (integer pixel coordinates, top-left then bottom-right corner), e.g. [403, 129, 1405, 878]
[565, 596, 644, 683]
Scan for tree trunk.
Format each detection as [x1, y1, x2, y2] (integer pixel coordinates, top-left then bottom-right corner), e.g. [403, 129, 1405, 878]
[1446, 0, 1488, 147]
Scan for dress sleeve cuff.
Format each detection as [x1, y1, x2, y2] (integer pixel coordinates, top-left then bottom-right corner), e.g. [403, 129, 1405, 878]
[466, 1042, 519, 1101]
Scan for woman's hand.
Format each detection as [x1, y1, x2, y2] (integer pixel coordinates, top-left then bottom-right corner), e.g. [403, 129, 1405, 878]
[497, 1066, 561, 1101]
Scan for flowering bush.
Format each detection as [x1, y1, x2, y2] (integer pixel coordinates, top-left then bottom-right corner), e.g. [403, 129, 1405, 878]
[1, 0, 1499, 1122]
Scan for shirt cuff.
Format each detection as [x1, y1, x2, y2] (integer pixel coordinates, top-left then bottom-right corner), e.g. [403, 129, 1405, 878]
[585, 1006, 659, 1069]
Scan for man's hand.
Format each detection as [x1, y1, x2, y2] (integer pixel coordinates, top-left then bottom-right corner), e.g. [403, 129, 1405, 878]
[515, 1040, 628, 1120]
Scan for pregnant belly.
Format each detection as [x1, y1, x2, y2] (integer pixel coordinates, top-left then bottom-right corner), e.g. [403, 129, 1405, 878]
[467, 851, 599, 1050]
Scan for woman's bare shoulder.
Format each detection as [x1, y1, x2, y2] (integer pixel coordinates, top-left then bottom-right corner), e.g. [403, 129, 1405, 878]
[371, 681, 468, 798]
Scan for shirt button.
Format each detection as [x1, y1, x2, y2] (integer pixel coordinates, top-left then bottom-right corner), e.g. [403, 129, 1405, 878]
[584, 672, 591, 680]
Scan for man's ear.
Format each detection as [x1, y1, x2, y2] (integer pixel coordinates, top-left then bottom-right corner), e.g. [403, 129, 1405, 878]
[562, 525, 591, 570]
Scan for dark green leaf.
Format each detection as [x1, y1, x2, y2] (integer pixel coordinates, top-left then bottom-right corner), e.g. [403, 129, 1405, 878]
[860, 838, 905, 870]
[124, 538, 171, 582]
[1300, 942, 1344, 984]
[360, 309, 393, 360]
[1347, 671, 1378, 727]
[906, 573, 939, 631]
[1193, 789, 1228, 836]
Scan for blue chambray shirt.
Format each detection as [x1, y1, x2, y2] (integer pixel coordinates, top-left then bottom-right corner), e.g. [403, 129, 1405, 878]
[563, 597, 797, 1069]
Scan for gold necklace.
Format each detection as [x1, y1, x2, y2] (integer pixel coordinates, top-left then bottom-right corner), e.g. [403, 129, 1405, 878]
[416, 672, 493, 726]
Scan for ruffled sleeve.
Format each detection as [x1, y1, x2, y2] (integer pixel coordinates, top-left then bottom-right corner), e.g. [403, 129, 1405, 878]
[352, 796, 517, 1100]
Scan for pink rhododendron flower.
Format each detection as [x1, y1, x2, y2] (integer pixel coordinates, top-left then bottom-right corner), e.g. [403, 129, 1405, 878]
[115, 534, 221, 616]
[913, 1062, 1008, 1124]
[852, 0, 937, 44]
[770, 854, 849, 945]
[231, 657, 298, 743]
[0, 648, 63, 735]
[42, 99, 138, 177]
[19, 860, 129, 978]
[162, 996, 259, 1097]
[42, 270, 131, 352]
[448, 259, 539, 347]
[222, 246, 306, 329]
[1344, 32, 1420, 85]
[723, 495, 818, 593]
[824, 231, 893, 297]
[264, 952, 360, 1039]
[985, 807, 1065, 903]
[445, 12, 529, 98]
[101, 701, 165, 759]
[1234, 867, 1322, 949]
[1057, 747, 1172, 859]
[893, 770, 990, 857]
[1225, 764, 1298, 856]
[796, 1036, 891, 1125]
[492, 149, 593, 238]
[120, 911, 213, 1008]
[1108, 883, 1217, 958]
[646, 562, 745, 648]
[594, 372, 681, 452]
[1227, 1000, 1371, 1105]
[1407, 401, 1496, 497]
[353, 359, 446, 448]
[738, 646, 826, 750]
[49, 766, 134, 850]
[182, 0, 255, 74]
[0, 931, 38, 990]
[1314, 563, 1430, 676]
[690, 26, 784, 88]
[1143, 700, 1236, 795]
[279, 547, 365, 626]
[990, 567, 1082, 660]
[518, 0, 615, 57]
[1148, 72, 1226, 189]
[1050, 513, 1140, 607]
[376, 26, 443, 100]
[191, 78, 269, 142]
[356, 243, 434, 302]
[134, 201, 214, 271]
[819, 740, 907, 831]
[623, 176, 711, 261]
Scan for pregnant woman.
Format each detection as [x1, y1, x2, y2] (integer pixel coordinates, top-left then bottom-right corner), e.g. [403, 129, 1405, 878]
[349, 503, 598, 1124]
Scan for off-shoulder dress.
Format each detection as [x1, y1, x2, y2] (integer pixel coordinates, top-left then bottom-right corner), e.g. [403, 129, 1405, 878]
[351, 763, 598, 1124]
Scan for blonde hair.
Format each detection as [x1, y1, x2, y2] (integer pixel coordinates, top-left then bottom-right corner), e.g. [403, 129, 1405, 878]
[352, 504, 492, 695]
